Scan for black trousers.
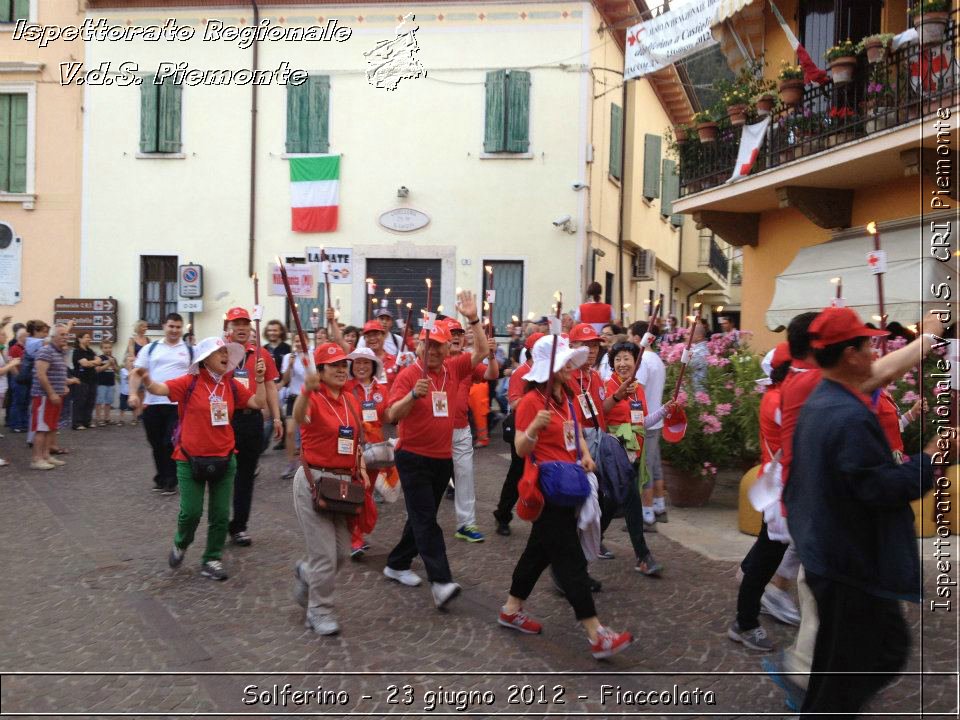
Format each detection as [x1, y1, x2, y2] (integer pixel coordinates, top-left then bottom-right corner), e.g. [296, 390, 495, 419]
[72, 382, 96, 429]
[142, 404, 179, 490]
[800, 571, 909, 719]
[387, 450, 454, 584]
[493, 440, 524, 525]
[736, 521, 788, 630]
[510, 502, 596, 620]
[599, 461, 650, 560]
[229, 410, 265, 535]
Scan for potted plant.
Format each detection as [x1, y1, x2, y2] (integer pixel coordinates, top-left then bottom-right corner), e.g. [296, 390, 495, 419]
[754, 91, 777, 116]
[694, 109, 719, 143]
[723, 86, 752, 126]
[910, 0, 951, 45]
[857, 33, 895, 64]
[827, 106, 858, 145]
[777, 61, 805, 105]
[825, 39, 858, 84]
[863, 77, 895, 133]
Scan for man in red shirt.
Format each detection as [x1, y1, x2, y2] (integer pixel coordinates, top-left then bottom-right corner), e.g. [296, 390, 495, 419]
[224, 307, 281, 547]
[382, 292, 487, 609]
[492, 331, 543, 535]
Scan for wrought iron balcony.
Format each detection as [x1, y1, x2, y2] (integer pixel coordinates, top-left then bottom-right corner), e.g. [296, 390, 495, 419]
[679, 10, 959, 196]
[700, 235, 729, 280]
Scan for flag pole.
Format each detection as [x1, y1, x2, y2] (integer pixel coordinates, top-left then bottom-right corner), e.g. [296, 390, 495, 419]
[252, 273, 262, 348]
[275, 257, 311, 367]
[544, 292, 563, 410]
[671, 303, 702, 402]
[867, 221, 887, 355]
[421, 278, 432, 379]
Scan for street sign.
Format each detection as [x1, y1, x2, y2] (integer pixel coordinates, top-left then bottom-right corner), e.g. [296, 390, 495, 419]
[179, 264, 203, 298]
[53, 298, 118, 344]
[54, 298, 117, 313]
[178, 299, 204, 313]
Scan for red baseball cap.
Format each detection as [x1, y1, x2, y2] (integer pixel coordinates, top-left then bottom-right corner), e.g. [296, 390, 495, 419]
[361, 320, 385, 335]
[662, 405, 688, 443]
[569, 324, 600, 343]
[771, 341, 791, 368]
[809, 307, 887, 349]
[420, 324, 453, 344]
[313, 342, 348, 365]
[225, 307, 251, 323]
[445, 318, 465, 333]
[524, 332, 545, 350]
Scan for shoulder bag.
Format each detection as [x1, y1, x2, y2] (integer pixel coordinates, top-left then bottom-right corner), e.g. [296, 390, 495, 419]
[534, 400, 591, 507]
[302, 395, 366, 515]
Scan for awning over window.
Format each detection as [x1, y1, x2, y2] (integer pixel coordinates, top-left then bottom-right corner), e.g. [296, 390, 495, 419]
[710, 0, 765, 73]
[712, 0, 760, 27]
[765, 222, 953, 331]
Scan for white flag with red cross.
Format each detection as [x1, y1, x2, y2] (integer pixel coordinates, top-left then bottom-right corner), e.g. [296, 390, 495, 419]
[867, 250, 887, 275]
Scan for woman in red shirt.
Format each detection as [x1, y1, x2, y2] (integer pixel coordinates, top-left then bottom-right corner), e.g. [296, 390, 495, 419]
[291, 343, 366, 637]
[137, 337, 264, 582]
[499, 335, 634, 660]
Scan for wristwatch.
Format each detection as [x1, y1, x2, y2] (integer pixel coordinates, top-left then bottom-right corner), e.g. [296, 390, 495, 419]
[468, 318, 481, 326]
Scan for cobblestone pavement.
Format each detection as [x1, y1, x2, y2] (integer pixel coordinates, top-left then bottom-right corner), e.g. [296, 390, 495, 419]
[0, 422, 956, 719]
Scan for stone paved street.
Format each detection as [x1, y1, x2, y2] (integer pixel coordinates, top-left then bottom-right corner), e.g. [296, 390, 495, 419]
[0, 422, 956, 719]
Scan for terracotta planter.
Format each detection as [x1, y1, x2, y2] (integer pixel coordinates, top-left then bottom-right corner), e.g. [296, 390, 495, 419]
[863, 39, 887, 64]
[914, 11, 948, 45]
[727, 104, 749, 126]
[675, 125, 689, 142]
[696, 121, 719, 143]
[755, 94, 776, 116]
[778, 78, 804, 105]
[828, 57, 857, 84]
[662, 461, 716, 508]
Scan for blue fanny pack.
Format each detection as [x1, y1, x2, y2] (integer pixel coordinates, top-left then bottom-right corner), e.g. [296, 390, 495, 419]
[532, 400, 590, 506]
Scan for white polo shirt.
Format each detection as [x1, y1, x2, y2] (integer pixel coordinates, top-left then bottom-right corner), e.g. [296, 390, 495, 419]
[635, 350, 666, 430]
[134, 340, 192, 405]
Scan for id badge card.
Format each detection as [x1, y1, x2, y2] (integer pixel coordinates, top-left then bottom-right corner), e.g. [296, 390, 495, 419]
[337, 426, 355, 455]
[210, 400, 229, 426]
[362, 400, 378, 423]
[562, 420, 577, 452]
[233, 367, 250, 390]
[630, 400, 644, 425]
[577, 392, 598, 420]
[431, 391, 449, 417]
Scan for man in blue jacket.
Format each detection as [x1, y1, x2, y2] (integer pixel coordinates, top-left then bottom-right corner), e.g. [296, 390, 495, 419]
[784, 307, 949, 718]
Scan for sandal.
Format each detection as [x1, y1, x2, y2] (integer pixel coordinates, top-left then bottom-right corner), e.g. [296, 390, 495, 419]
[50, 448, 71, 455]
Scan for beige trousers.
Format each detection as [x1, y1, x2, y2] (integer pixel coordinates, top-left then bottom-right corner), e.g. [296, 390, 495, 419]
[782, 566, 819, 690]
[293, 468, 351, 615]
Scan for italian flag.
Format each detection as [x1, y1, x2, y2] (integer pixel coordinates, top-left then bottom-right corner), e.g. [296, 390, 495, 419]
[290, 155, 340, 232]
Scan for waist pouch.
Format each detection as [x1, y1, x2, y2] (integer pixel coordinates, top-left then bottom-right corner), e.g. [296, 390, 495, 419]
[187, 455, 232, 483]
[537, 460, 590, 506]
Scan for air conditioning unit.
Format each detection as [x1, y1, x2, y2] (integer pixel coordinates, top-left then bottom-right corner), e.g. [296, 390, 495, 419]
[632, 249, 656, 281]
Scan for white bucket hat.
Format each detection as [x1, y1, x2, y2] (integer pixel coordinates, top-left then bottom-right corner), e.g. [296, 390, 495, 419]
[347, 347, 383, 379]
[189, 337, 246, 375]
[524, 334, 589, 384]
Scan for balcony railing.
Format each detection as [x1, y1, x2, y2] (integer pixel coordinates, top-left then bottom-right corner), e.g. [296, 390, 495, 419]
[679, 10, 959, 196]
[700, 235, 729, 279]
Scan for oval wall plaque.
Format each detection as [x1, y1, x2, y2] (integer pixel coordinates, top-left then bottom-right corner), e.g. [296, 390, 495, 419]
[379, 208, 430, 233]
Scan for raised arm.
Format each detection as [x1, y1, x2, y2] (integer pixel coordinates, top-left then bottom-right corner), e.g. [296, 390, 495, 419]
[133, 367, 170, 397]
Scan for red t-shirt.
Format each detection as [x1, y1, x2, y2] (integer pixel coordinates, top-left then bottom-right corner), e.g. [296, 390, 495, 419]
[604, 375, 649, 427]
[388, 352, 473, 459]
[779, 359, 822, 483]
[567, 367, 606, 429]
[8, 344, 23, 360]
[166, 370, 254, 461]
[453, 356, 488, 430]
[508, 361, 532, 407]
[345, 378, 389, 442]
[875, 391, 904, 453]
[515, 389, 578, 468]
[759, 386, 782, 466]
[229, 345, 280, 391]
[300, 383, 363, 470]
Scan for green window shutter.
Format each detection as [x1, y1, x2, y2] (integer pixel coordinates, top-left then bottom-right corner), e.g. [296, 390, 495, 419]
[157, 79, 181, 153]
[286, 82, 306, 153]
[308, 75, 330, 153]
[643, 134, 662, 200]
[505, 70, 530, 153]
[13, 0, 28, 20]
[0, 95, 9, 191]
[609, 103, 622, 180]
[660, 159, 677, 219]
[483, 70, 506, 153]
[139, 79, 159, 153]
[9, 94, 27, 192]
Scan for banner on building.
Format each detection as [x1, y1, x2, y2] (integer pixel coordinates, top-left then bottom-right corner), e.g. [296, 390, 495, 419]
[623, 0, 724, 79]
[305, 246, 353, 284]
[728, 116, 771, 182]
[268, 262, 319, 298]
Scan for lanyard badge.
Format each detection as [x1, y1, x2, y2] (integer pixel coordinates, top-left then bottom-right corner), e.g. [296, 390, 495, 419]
[337, 426, 355, 455]
[577, 392, 598, 420]
[210, 400, 229, 426]
[361, 400, 378, 423]
[562, 420, 577, 452]
[630, 400, 644, 425]
[431, 391, 449, 418]
[233, 367, 250, 389]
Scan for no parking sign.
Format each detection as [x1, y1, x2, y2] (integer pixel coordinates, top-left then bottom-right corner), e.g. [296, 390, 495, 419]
[179, 264, 203, 298]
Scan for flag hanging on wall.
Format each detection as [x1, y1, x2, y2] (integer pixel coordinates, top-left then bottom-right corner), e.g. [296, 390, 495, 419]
[769, 0, 829, 85]
[290, 155, 340, 232]
[728, 117, 771, 183]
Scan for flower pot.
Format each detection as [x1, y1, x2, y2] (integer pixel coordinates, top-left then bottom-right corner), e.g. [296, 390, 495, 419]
[662, 461, 716, 508]
[826, 131, 855, 148]
[755, 94, 776, 116]
[778, 78, 804, 106]
[829, 57, 857, 84]
[696, 121, 719, 143]
[863, 39, 887, 64]
[727, 104, 749, 126]
[675, 125, 689, 142]
[914, 11, 948, 45]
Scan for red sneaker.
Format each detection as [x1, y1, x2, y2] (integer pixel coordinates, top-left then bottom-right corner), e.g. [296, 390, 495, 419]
[498, 608, 543, 635]
[590, 627, 633, 659]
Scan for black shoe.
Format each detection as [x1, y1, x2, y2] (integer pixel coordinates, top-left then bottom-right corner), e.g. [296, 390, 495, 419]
[589, 575, 602, 593]
[495, 521, 511, 536]
[160, 486, 177, 495]
[231, 531, 252, 546]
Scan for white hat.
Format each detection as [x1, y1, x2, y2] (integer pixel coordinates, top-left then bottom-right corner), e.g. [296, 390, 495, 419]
[190, 337, 246, 375]
[524, 334, 589, 384]
[347, 347, 383, 379]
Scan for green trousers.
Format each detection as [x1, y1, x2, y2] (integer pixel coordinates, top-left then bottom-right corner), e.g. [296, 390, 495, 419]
[173, 457, 236, 563]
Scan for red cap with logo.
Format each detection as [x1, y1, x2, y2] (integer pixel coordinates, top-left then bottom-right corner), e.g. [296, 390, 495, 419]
[569, 323, 600, 343]
[361, 320, 385, 335]
[444, 318, 465, 333]
[420, 324, 453, 344]
[524, 332, 545, 350]
[313, 342, 349, 366]
[771, 341, 792, 368]
[809, 307, 887, 349]
[225, 307, 251, 322]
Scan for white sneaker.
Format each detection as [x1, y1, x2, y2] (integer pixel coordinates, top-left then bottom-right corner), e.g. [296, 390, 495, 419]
[761, 585, 801, 626]
[304, 610, 340, 636]
[431, 581, 461, 609]
[383, 566, 422, 587]
[47, 457, 66, 467]
[30, 460, 55, 471]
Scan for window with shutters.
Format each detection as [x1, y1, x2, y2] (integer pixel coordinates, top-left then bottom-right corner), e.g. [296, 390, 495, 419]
[642, 134, 661, 200]
[139, 76, 182, 155]
[286, 75, 330, 154]
[0, 0, 29, 23]
[140, 256, 178, 329]
[0, 93, 28, 194]
[609, 104, 623, 181]
[660, 159, 682, 227]
[482, 70, 531, 156]
[481, 260, 524, 336]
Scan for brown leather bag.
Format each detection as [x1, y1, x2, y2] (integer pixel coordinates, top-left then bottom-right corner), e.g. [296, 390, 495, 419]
[306, 469, 364, 515]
